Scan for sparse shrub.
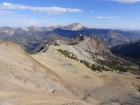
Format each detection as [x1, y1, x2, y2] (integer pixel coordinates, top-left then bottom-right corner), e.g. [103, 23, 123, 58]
[57, 49, 119, 73]
[91, 64, 96, 71]
[57, 49, 79, 62]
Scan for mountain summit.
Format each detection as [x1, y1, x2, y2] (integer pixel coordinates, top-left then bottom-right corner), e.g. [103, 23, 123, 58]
[64, 23, 85, 30]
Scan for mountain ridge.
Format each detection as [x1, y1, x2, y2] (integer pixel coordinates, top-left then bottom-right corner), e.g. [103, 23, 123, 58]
[111, 40, 140, 64]
[35, 34, 140, 74]
[0, 23, 140, 53]
[32, 34, 140, 105]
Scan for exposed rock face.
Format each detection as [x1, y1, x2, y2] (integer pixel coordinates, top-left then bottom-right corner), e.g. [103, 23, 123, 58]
[34, 34, 107, 53]
[34, 34, 122, 59]
[89, 36, 108, 51]
[67, 34, 88, 45]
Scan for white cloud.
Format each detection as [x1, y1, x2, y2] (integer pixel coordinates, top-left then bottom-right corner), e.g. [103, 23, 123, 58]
[0, 10, 15, 15]
[0, 2, 82, 14]
[111, 0, 140, 3]
[96, 16, 119, 19]
[0, 18, 49, 27]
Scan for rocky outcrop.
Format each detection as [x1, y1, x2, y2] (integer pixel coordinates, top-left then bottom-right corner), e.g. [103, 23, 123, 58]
[34, 34, 87, 53]
[89, 36, 108, 51]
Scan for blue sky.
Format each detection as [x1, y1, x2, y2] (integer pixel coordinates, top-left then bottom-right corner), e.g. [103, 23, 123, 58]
[0, 0, 140, 29]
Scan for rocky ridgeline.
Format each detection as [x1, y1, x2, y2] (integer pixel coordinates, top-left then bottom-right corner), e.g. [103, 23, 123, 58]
[35, 34, 140, 74]
[34, 34, 108, 53]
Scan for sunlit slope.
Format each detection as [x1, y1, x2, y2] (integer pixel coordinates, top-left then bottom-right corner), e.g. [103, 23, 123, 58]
[33, 45, 140, 105]
[0, 41, 93, 105]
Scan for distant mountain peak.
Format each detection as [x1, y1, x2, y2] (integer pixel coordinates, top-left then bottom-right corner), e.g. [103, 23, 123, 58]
[67, 23, 81, 26]
[45, 23, 86, 31]
[65, 23, 84, 30]
[28, 26, 37, 30]
[21, 27, 28, 31]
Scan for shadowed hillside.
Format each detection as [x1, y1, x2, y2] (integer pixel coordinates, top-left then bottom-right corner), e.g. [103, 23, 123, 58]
[111, 40, 140, 65]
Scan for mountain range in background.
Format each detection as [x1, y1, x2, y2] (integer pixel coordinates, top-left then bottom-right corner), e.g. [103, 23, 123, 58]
[0, 23, 140, 53]
[0, 23, 140, 105]
[111, 40, 140, 65]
